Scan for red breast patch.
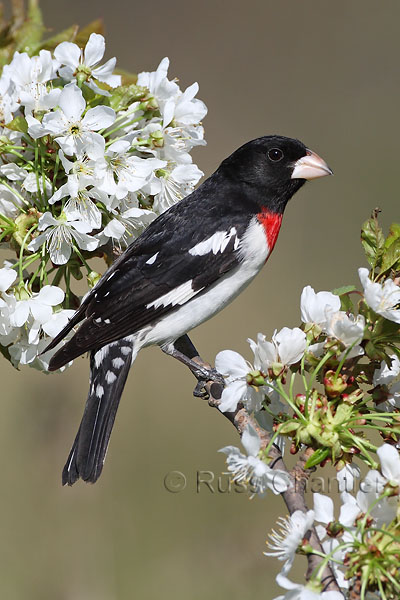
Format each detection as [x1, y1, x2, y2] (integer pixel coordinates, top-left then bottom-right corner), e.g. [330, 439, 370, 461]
[257, 208, 283, 252]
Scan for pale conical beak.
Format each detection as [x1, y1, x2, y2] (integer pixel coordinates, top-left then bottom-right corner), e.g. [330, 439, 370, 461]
[291, 149, 333, 180]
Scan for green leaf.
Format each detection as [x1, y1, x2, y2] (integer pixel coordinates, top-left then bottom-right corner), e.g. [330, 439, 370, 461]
[332, 285, 356, 296]
[380, 238, 400, 275]
[109, 83, 145, 111]
[361, 212, 385, 269]
[39, 25, 78, 52]
[5, 115, 28, 133]
[305, 447, 330, 469]
[74, 19, 104, 47]
[340, 294, 355, 313]
[14, 0, 44, 54]
[384, 223, 400, 249]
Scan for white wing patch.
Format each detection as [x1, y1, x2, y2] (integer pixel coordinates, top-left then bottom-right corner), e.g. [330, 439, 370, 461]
[146, 252, 159, 265]
[188, 227, 239, 256]
[146, 280, 201, 310]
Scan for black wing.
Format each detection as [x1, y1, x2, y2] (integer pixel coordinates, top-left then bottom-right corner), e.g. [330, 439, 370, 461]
[47, 176, 249, 369]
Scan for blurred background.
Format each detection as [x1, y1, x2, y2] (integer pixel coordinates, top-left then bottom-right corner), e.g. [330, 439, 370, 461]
[1, 1, 399, 598]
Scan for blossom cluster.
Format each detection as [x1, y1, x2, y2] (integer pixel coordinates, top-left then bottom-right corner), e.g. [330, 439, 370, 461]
[0, 34, 206, 370]
[263, 444, 400, 599]
[217, 214, 400, 598]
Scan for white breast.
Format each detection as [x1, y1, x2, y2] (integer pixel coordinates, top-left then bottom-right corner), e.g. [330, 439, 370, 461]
[140, 217, 270, 348]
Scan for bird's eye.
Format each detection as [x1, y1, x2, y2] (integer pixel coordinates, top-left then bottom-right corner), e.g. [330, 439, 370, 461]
[268, 148, 284, 162]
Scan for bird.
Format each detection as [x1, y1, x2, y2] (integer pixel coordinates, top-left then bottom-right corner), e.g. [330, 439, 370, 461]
[44, 135, 332, 485]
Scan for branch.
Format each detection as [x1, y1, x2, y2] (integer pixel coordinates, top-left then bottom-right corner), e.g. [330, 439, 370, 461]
[174, 334, 342, 595]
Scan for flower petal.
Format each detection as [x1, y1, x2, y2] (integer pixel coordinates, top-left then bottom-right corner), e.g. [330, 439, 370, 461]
[241, 424, 260, 457]
[218, 379, 247, 413]
[313, 493, 334, 524]
[215, 349, 248, 379]
[84, 33, 105, 67]
[54, 41, 80, 69]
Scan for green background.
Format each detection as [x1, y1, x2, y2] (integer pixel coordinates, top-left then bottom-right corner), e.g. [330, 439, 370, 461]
[1, 1, 399, 598]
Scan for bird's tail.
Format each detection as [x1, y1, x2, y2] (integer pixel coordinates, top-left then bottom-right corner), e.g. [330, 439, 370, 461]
[62, 337, 136, 486]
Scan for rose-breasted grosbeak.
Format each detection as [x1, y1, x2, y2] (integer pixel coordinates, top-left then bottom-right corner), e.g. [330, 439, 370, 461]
[45, 135, 332, 485]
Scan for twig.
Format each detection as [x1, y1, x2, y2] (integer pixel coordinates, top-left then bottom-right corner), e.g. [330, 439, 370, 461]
[174, 334, 343, 595]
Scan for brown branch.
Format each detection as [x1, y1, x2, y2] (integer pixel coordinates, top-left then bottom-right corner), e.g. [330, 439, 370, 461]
[175, 334, 342, 595]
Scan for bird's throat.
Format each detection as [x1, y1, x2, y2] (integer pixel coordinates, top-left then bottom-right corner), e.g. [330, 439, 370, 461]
[257, 208, 283, 253]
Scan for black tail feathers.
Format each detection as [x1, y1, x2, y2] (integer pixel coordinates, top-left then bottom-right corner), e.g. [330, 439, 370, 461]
[62, 338, 134, 485]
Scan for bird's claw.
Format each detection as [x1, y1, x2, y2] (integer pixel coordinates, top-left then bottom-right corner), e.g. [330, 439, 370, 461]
[192, 368, 225, 398]
[193, 380, 209, 398]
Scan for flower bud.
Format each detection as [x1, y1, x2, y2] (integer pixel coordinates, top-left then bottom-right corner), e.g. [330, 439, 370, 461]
[326, 521, 344, 538]
[150, 129, 164, 148]
[87, 271, 101, 288]
[246, 370, 266, 387]
[12, 209, 39, 248]
[324, 370, 347, 398]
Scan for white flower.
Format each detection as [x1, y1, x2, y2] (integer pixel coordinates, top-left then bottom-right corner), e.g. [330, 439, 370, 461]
[377, 443, 400, 487]
[27, 83, 115, 159]
[55, 150, 99, 197]
[54, 33, 121, 94]
[265, 510, 314, 575]
[313, 492, 359, 531]
[342, 466, 397, 528]
[6, 50, 60, 115]
[249, 328, 307, 371]
[137, 57, 207, 133]
[50, 178, 107, 230]
[8, 284, 65, 344]
[162, 124, 206, 162]
[359, 267, 400, 324]
[22, 172, 52, 196]
[152, 163, 203, 213]
[300, 285, 341, 329]
[219, 424, 291, 496]
[384, 382, 400, 411]
[137, 57, 180, 117]
[373, 354, 400, 386]
[28, 211, 99, 264]
[0, 267, 17, 292]
[97, 206, 156, 246]
[7, 49, 59, 89]
[0, 295, 18, 344]
[95, 140, 166, 199]
[336, 462, 361, 493]
[0, 163, 28, 182]
[8, 330, 42, 366]
[10, 285, 63, 325]
[0, 72, 18, 123]
[0, 183, 25, 218]
[41, 308, 75, 338]
[274, 574, 344, 600]
[326, 310, 365, 357]
[215, 349, 270, 413]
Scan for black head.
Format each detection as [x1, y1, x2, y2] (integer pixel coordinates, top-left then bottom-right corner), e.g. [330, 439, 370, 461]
[218, 135, 332, 213]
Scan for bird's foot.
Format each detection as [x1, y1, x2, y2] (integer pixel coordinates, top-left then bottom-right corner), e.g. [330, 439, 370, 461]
[192, 368, 225, 398]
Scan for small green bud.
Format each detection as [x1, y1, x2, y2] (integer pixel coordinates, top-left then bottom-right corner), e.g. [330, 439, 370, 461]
[87, 271, 101, 288]
[270, 362, 284, 377]
[246, 370, 266, 387]
[14, 283, 30, 301]
[150, 129, 164, 148]
[279, 420, 300, 435]
[298, 427, 313, 445]
[12, 209, 39, 248]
